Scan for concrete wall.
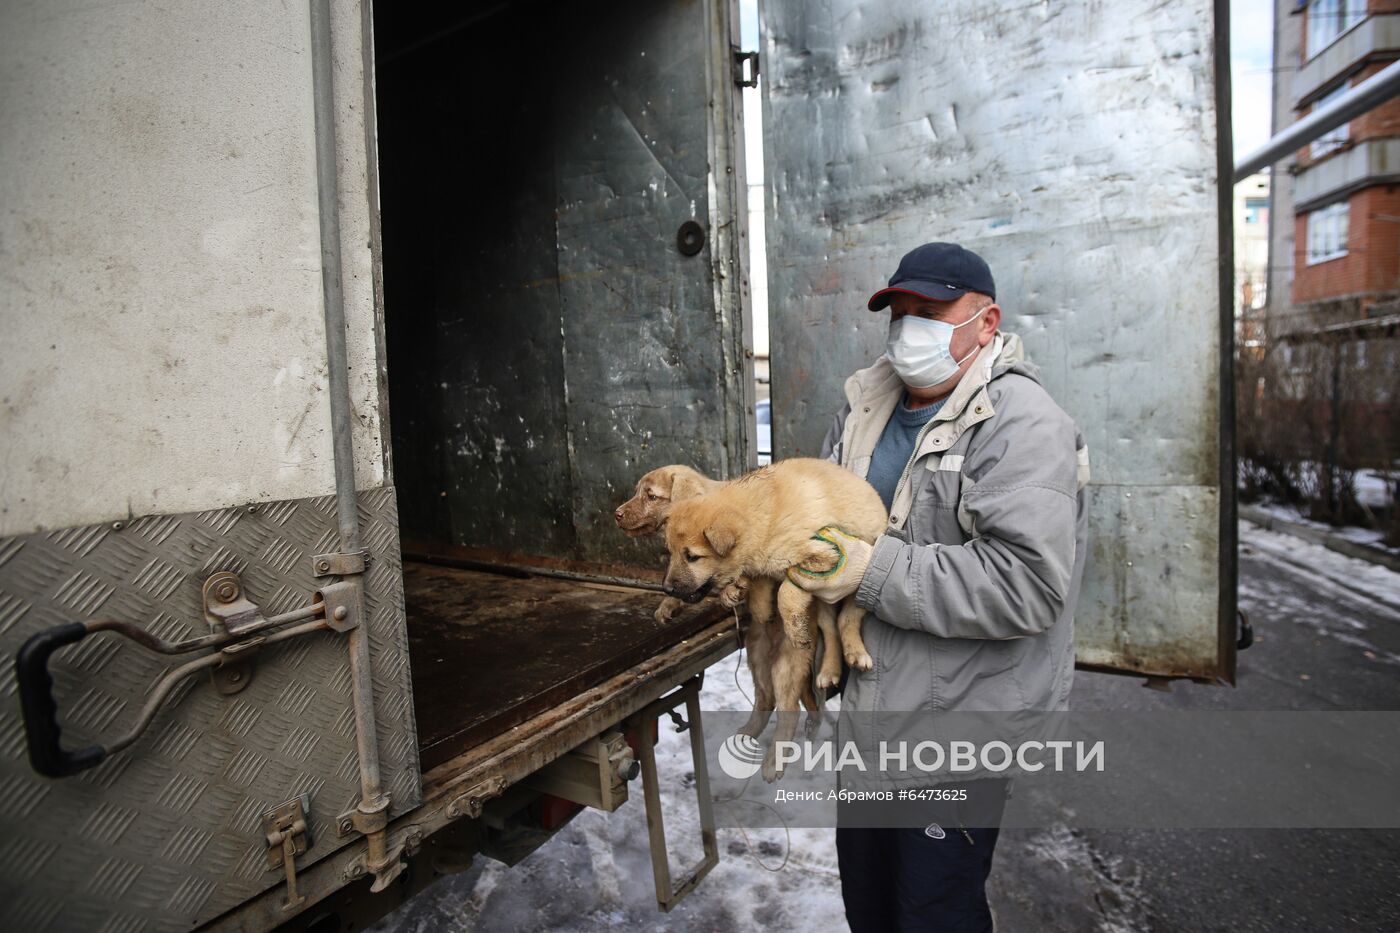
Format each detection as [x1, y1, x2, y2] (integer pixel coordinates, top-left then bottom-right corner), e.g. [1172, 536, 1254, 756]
[0, 0, 385, 536]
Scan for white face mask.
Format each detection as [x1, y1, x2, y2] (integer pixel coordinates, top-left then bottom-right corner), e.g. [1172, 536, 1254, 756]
[884, 306, 986, 389]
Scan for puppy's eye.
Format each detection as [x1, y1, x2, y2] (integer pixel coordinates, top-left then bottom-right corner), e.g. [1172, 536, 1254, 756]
[684, 551, 701, 563]
[646, 492, 659, 501]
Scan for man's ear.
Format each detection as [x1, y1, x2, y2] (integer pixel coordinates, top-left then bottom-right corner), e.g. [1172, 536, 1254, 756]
[704, 519, 739, 557]
[980, 303, 1001, 344]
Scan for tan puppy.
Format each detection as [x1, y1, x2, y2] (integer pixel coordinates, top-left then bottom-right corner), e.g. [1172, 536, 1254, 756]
[663, 458, 887, 780]
[614, 464, 740, 623]
[617, 464, 829, 744]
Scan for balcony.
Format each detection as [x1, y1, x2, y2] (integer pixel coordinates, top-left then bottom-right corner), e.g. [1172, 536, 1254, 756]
[1293, 14, 1400, 107]
[1294, 138, 1400, 212]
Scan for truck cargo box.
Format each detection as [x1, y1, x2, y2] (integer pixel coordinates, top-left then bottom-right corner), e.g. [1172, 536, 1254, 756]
[0, 0, 1232, 928]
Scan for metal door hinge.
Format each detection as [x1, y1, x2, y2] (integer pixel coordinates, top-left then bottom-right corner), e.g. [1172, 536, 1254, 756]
[311, 549, 370, 577]
[733, 48, 760, 88]
[264, 794, 313, 913]
[447, 775, 509, 820]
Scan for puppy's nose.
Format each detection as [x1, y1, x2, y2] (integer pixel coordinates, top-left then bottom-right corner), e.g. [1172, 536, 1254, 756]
[614, 508, 624, 523]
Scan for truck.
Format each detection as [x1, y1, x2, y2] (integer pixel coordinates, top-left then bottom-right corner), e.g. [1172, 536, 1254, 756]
[0, 0, 1235, 929]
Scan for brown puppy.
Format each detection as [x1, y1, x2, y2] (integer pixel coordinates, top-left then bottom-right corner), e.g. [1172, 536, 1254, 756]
[614, 464, 720, 538]
[614, 464, 737, 622]
[663, 458, 887, 780]
[617, 465, 827, 741]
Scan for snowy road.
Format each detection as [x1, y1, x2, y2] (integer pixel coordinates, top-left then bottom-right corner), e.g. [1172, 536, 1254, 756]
[373, 522, 1400, 932]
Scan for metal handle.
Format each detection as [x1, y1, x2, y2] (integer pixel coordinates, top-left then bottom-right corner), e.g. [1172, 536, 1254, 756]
[1237, 609, 1254, 651]
[16, 622, 107, 778]
[13, 590, 330, 779]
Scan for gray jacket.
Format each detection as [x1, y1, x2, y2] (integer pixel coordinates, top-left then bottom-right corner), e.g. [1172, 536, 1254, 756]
[822, 333, 1089, 712]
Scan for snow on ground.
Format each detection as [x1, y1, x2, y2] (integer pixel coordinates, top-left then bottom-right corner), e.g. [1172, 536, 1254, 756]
[1239, 519, 1400, 620]
[374, 638, 851, 932]
[1245, 497, 1398, 554]
[1355, 469, 1397, 510]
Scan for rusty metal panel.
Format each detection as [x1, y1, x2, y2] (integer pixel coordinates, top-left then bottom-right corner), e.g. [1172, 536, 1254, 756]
[761, 0, 1230, 677]
[377, 0, 748, 575]
[0, 488, 419, 931]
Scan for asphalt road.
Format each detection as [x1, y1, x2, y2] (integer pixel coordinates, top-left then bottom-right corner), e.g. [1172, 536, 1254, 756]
[989, 522, 1400, 932]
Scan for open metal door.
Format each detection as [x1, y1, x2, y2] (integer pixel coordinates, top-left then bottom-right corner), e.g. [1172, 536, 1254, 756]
[760, 0, 1235, 680]
[0, 2, 420, 929]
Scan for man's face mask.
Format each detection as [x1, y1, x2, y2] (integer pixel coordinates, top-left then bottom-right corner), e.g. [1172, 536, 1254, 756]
[884, 305, 987, 389]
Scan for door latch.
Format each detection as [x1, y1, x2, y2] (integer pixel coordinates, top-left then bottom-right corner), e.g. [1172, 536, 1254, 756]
[733, 48, 760, 88]
[264, 794, 313, 912]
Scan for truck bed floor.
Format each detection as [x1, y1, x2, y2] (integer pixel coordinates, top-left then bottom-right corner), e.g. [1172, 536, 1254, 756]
[403, 560, 728, 770]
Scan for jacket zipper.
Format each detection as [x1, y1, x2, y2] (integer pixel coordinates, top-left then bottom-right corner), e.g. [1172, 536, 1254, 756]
[889, 415, 942, 528]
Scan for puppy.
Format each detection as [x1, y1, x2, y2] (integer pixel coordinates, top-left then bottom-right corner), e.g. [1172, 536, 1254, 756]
[617, 465, 826, 741]
[614, 465, 720, 538]
[614, 464, 744, 622]
[662, 458, 887, 779]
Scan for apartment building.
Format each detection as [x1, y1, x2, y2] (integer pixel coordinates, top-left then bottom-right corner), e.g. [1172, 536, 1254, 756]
[1270, 0, 1400, 336]
[1255, 0, 1398, 508]
[1237, 172, 1272, 354]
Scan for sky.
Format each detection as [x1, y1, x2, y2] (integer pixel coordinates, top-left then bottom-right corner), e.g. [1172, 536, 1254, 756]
[1233, 0, 1278, 159]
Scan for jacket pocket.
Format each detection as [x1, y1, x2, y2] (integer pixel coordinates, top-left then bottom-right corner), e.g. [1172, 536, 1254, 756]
[908, 465, 966, 544]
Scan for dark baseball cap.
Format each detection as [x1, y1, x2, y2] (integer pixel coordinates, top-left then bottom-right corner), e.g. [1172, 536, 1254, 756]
[867, 242, 996, 310]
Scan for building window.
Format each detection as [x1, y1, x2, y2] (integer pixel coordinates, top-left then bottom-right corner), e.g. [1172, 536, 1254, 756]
[1244, 197, 1269, 225]
[1306, 0, 1367, 60]
[1310, 82, 1350, 158]
[1305, 201, 1349, 265]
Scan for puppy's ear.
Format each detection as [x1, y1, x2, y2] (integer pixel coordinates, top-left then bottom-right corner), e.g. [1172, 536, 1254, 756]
[669, 469, 708, 503]
[704, 519, 740, 557]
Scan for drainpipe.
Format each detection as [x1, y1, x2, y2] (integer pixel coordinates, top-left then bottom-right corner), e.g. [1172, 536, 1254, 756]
[1234, 58, 1400, 182]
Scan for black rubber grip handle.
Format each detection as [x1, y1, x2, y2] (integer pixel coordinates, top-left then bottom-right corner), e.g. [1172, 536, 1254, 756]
[16, 623, 107, 778]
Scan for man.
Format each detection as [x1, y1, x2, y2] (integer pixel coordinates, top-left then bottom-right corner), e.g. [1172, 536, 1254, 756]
[788, 242, 1090, 932]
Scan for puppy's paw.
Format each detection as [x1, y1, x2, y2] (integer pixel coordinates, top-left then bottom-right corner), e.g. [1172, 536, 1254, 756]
[654, 597, 683, 623]
[762, 749, 783, 784]
[718, 581, 748, 609]
[738, 709, 771, 738]
[803, 712, 826, 739]
[845, 650, 874, 672]
[816, 668, 841, 690]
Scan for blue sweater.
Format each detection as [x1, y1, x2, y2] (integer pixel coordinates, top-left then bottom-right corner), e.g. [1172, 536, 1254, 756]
[866, 394, 946, 511]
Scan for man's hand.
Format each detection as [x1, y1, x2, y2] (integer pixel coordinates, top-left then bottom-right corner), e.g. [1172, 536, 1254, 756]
[786, 526, 872, 604]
